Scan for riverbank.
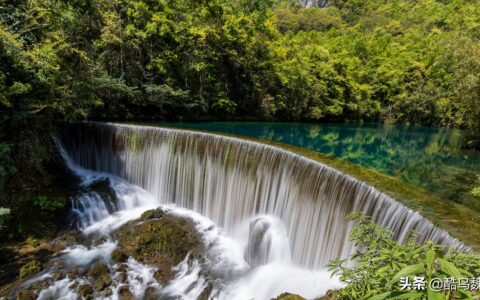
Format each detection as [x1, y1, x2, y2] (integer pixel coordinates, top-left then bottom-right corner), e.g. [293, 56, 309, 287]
[145, 123, 480, 251]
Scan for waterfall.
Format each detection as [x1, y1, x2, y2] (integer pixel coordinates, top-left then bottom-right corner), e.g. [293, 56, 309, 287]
[58, 122, 468, 269]
[245, 216, 291, 267]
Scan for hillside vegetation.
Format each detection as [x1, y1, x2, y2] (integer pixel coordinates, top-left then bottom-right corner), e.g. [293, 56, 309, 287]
[1, 0, 480, 238]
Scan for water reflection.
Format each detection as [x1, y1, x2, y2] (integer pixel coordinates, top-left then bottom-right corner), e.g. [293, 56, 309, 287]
[162, 122, 480, 211]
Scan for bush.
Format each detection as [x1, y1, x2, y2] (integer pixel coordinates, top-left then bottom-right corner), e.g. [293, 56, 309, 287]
[328, 213, 480, 299]
[32, 195, 67, 214]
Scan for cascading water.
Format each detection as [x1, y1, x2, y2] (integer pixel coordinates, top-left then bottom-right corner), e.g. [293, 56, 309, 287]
[59, 122, 468, 265]
[18, 121, 468, 300]
[245, 216, 291, 267]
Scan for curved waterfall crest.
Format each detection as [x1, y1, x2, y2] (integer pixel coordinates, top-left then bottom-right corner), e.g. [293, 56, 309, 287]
[59, 122, 469, 269]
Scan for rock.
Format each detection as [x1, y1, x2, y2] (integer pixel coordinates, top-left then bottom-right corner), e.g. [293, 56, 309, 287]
[16, 290, 36, 300]
[19, 260, 41, 279]
[68, 280, 79, 290]
[114, 208, 204, 273]
[198, 285, 213, 300]
[87, 178, 117, 213]
[30, 278, 50, 291]
[50, 229, 82, 252]
[118, 285, 134, 300]
[94, 274, 112, 291]
[117, 271, 127, 283]
[140, 208, 166, 221]
[78, 283, 94, 299]
[67, 268, 81, 279]
[116, 263, 128, 272]
[112, 249, 128, 263]
[104, 287, 113, 296]
[315, 290, 338, 300]
[88, 263, 109, 278]
[144, 286, 159, 300]
[272, 293, 306, 300]
[51, 271, 65, 281]
[153, 267, 172, 285]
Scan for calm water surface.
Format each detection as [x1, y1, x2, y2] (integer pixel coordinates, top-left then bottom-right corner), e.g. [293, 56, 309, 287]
[161, 122, 480, 211]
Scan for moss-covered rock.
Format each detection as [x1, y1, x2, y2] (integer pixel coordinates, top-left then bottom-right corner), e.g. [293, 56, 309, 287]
[118, 285, 134, 300]
[88, 263, 109, 279]
[111, 249, 128, 263]
[153, 267, 173, 285]
[144, 286, 159, 300]
[16, 289, 36, 300]
[51, 271, 65, 281]
[114, 208, 204, 274]
[315, 290, 338, 300]
[272, 293, 306, 300]
[94, 274, 112, 291]
[140, 209, 166, 221]
[19, 261, 41, 279]
[78, 283, 94, 299]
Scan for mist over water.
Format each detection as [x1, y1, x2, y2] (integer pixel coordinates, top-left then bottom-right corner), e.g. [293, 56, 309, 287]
[35, 121, 469, 299]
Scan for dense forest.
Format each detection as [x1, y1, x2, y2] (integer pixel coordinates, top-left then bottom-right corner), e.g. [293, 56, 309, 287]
[1, 0, 480, 240]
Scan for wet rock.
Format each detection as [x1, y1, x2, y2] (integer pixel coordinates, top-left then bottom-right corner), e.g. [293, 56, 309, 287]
[78, 283, 94, 299]
[93, 238, 108, 247]
[140, 208, 166, 221]
[50, 229, 82, 252]
[30, 278, 50, 291]
[16, 289, 36, 300]
[68, 280, 79, 290]
[104, 287, 113, 297]
[118, 285, 134, 300]
[153, 267, 172, 285]
[51, 260, 66, 270]
[112, 249, 128, 263]
[198, 285, 213, 300]
[19, 260, 41, 279]
[272, 293, 306, 300]
[87, 178, 117, 213]
[67, 267, 81, 279]
[315, 290, 338, 300]
[51, 271, 65, 281]
[117, 271, 127, 283]
[143, 286, 159, 300]
[116, 263, 128, 273]
[94, 274, 112, 291]
[88, 263, 109, 278]
[114, 208, 204, 275]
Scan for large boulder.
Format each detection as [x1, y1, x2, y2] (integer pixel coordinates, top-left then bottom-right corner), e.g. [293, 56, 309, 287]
[272, 293, 306, 300]
[114, 208, 204, 271]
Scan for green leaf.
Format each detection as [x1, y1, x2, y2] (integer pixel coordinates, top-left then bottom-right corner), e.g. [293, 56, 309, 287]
[388, 291, 423, 299]
[426, 249, 435, 269]
[389, 264, 424, 285]
[427, 289, 445, 300]
[437, 258, 462, 278]
[366, 292, 390, 300]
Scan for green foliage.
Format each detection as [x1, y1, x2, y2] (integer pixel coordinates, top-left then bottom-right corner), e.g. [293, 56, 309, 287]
[328, 214, 480, 299]
[473, 175, 480, 199]
[32, 195, 68, 214]
[1, 0, 480, 240]
[19, 260, 41, 279]
[0, 207, 10, 232]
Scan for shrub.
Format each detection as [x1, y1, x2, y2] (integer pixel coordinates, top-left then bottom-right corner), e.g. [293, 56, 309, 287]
[32, 195, 67, 214]
[328, 213, 480, 299]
